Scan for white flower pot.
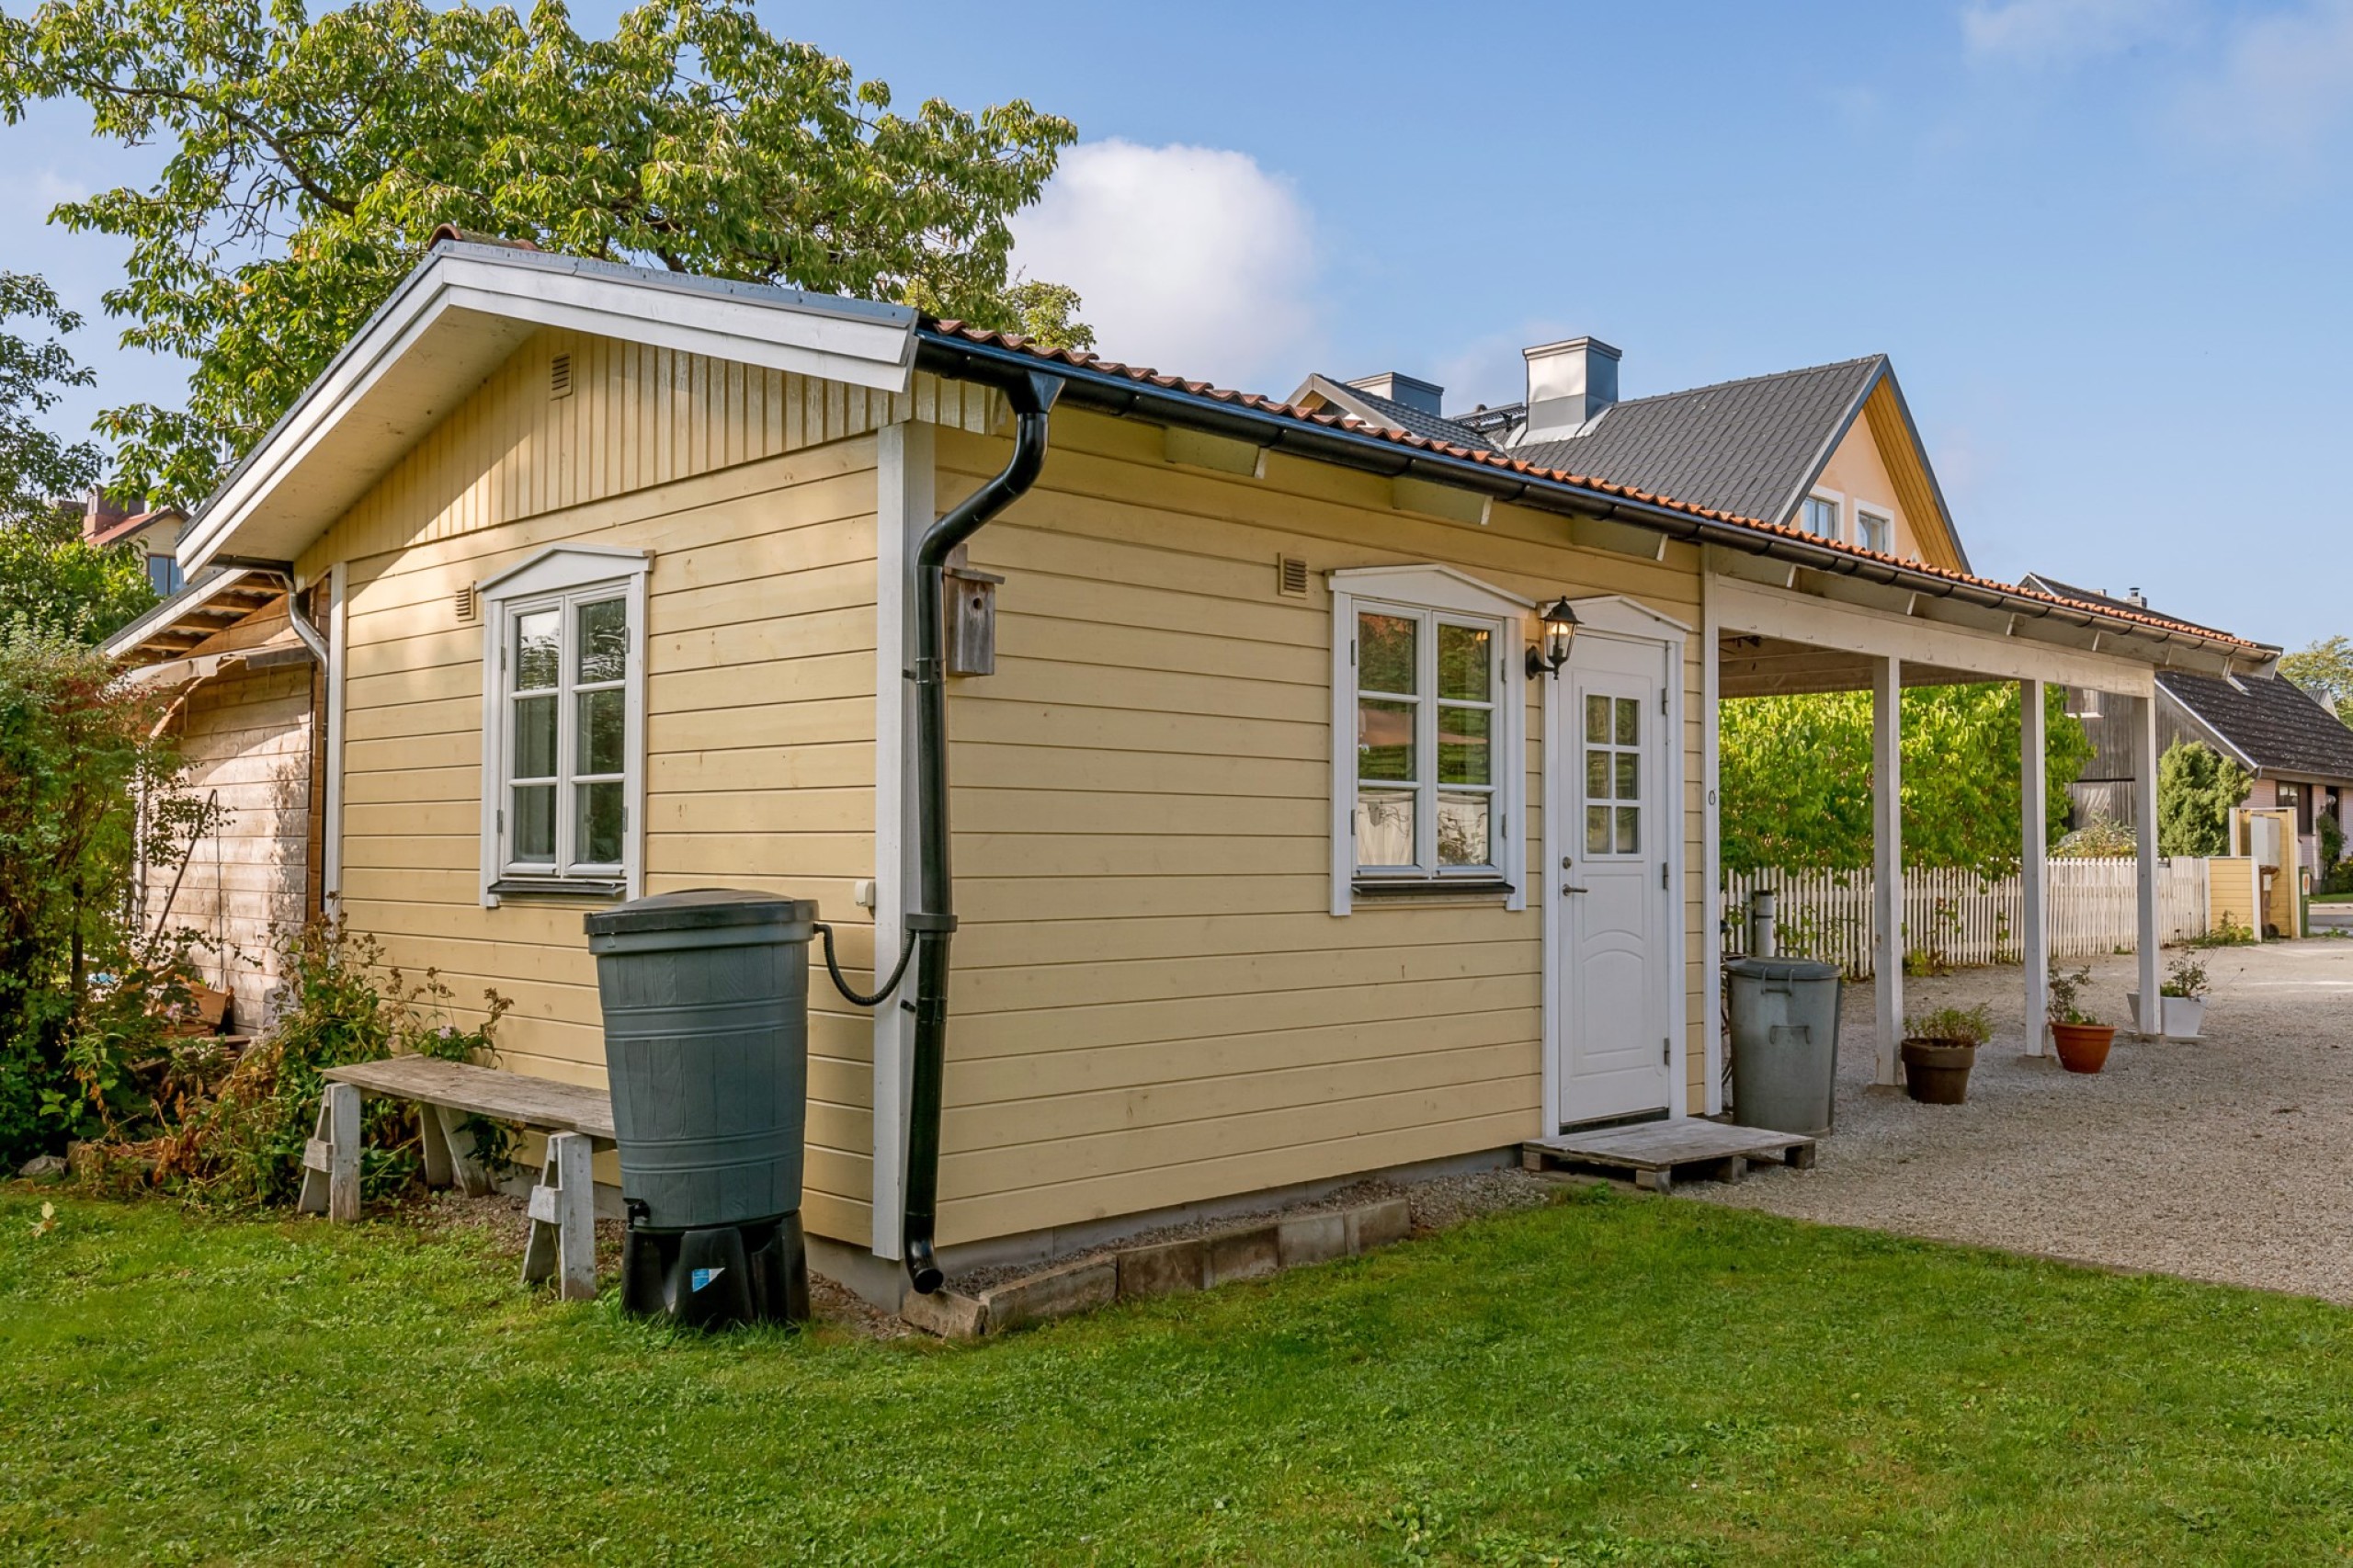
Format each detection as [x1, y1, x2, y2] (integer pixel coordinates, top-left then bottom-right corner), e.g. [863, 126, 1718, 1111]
[2129, 992, 2207, 1040]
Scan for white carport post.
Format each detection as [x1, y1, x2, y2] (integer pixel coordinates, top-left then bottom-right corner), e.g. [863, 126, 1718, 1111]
[1872, 656, 1904, 1085]
[2133, 690, 2162, 1036]
[2020, 678, 2049, 1055]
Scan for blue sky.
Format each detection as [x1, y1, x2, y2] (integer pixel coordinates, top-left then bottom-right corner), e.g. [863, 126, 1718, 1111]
[5, 0, 2348, 648]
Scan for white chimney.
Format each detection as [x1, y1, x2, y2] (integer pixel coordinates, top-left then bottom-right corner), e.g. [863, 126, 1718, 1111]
[1518, 336, 1621, 445]
[1345, 371, 1444, 416]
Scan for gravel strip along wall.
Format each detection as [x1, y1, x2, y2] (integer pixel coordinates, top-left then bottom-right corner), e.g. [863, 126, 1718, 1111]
[1694, 940, 2353, 1302]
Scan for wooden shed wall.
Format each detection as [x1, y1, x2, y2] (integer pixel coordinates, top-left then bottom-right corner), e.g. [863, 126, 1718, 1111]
[926, 412, 1710, 1246]
[149, 654, 313, 1031]
[302, 327, 996, 1246]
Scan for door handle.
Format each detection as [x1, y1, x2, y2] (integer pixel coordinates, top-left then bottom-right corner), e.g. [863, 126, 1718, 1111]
[1562, 884, 1589, 895]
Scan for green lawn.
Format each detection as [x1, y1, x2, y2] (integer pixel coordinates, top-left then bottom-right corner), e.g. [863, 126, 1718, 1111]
[6, 1186, 2352, 1565]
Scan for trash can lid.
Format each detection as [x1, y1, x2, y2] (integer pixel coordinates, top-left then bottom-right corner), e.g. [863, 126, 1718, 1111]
[584, 887, 817, 938]
[1724, 956, 1841, 982]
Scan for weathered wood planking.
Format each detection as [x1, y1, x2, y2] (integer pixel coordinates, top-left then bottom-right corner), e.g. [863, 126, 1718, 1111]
[324, 1056, 618, 1143]
[1522, 1119, 1816, 1194]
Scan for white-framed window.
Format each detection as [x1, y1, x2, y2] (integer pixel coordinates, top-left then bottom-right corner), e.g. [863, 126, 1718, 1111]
[1856, 507, 1893, 554]
[1328, 564, 1530, 915]
[475, 546, 651, 905]
[146, 553, 184, 596]
[1801, 493, 1843, 540]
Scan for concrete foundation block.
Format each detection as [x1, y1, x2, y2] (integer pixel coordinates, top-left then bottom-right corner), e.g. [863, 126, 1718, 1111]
[981, 1256, 1116, 1333]
[1117, 1236, 1211, 1300]
[1207, 1222, 1280, 1285]
[900, 1288, 988, 1342]
[1346, 1197, 1413, 1254]
[1277, 1211, 1348, 1268]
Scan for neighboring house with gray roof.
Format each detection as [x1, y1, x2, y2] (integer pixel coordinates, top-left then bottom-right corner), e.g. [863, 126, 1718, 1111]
[2044, 586, 2353, 874]
[1291, 337, 1972, 575]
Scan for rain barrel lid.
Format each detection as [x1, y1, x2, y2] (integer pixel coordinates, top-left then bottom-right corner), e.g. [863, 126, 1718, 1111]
[583, 887, 816, 938]
[1723, 956, 1841, 982]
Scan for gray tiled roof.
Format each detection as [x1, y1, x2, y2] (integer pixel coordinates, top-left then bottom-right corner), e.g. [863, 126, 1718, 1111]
[2158, 671, 2353, 781]
[1511, 357, 1884, 525]
[1325, 381, 1498, 451]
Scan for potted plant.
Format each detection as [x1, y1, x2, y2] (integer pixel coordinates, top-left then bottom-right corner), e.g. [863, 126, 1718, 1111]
[2128, 953, 2212, 1039]
[2046, 963, 2115, 1074]
[1900, 1005, 1991, 1105]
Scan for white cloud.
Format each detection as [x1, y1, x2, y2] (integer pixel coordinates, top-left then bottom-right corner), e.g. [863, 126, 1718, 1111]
[2179, 0, 2353, 153]
[1961, 0, 2190, 65]
[1009, 139, 1322, 393]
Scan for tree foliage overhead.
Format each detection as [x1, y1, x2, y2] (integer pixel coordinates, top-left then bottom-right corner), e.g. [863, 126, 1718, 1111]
[2155, 740, 2252, 858]
[1720, 682, 2092, 876]
[2279, 635, 2353, 713]
[0, 0, 1089, 506]
[0, 271, 153, 638]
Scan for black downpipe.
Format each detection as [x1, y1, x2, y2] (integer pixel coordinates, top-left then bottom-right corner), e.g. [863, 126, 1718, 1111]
[902, 368, 1062, 1294]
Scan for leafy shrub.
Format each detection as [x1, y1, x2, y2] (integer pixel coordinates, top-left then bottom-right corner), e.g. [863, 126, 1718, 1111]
[2047, 963, 2105, 1028]
[1904, 1005, 1992, 1048]
[148, 919, 511, 1207]
[2055, 815, 2135, 858]
[2190, 913, 2256, 949]
[2161, 954, 2209, 1000]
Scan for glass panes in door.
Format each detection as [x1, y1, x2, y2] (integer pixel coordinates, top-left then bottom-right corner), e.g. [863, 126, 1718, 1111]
[1583, 692, 1642, 858]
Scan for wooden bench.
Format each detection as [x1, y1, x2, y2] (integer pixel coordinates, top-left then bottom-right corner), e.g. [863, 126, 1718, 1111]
[301, 1056, 616, 1301]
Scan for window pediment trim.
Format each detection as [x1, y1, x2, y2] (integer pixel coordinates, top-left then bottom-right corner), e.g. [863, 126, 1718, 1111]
[477, 544, 653, 605]
[1326, 562, 1534, 620]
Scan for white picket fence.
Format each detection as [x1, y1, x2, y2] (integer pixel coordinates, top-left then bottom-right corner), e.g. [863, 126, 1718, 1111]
[1722, 858, 2210, 978]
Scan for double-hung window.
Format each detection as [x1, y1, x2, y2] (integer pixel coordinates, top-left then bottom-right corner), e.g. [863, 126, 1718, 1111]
[1856, 508, 1893, 554]
[1801, 494, 1842, 540]
[1329, 565, 1529, 915]
[476, 546, 651, 904]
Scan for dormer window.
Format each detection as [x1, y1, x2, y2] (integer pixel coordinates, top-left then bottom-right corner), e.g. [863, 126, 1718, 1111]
[1802, 494, 1841, 540]
[1856, 508, 1892, 554]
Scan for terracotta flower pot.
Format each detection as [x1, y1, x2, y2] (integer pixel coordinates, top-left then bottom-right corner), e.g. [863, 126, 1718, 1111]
[2050, 1021, 2115, 1074]
[1899, 1040, 1976, 1105]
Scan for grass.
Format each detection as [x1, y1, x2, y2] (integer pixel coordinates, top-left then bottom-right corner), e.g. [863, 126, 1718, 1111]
[6, 1187, 2353, 1565]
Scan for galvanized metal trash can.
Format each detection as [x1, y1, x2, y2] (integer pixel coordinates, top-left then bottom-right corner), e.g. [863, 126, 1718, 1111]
[1725, 956, 1842, 1138]
[585, 888, 815, 1327]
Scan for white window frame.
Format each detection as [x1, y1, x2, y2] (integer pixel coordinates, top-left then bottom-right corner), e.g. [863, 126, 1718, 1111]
[1856, 506, 1893, 555]
[1801, 487, 1846, 542]
[476, 545, 651, 907]
[1329, 564, 1530, 915]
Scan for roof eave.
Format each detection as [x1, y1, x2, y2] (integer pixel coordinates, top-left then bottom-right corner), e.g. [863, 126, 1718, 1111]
[178, 242, 921, 576]
[914, 330, 2271, 676]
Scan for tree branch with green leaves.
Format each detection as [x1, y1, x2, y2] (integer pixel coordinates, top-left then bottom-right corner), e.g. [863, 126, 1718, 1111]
[0, 0, 1092, 506]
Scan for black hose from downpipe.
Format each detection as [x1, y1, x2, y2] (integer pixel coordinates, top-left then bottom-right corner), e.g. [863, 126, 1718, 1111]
[901, 368, 1062, 1294]
[811, 921, 917, 1009]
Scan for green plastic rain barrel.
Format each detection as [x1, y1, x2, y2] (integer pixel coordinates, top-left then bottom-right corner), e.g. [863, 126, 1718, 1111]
[1725, 956, 1842, 1138]
[584, 890, 815, 1231]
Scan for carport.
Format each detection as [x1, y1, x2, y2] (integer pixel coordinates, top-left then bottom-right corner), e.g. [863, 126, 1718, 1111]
[1696, 545, 2279, 1100]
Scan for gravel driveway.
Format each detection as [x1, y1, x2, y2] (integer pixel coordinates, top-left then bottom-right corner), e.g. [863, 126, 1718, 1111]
[1693, 938, 2353, 1301]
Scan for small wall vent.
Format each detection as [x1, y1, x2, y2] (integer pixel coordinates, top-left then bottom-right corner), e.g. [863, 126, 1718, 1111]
[550, 352, 574, 399]
[453, 584, 477, 624]
[1277, 556, 1310, 597]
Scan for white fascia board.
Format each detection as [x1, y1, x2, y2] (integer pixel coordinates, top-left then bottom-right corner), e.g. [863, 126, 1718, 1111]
[181, 244, 919, 574]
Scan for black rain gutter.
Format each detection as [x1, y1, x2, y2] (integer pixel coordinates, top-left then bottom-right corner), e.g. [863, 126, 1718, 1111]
[913, 332, 2270, 669]
[206, 555, 328, 665]
[896, 362, 1062, 1295]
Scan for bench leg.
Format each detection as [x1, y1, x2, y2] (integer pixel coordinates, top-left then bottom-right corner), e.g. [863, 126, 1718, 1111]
[299, 1084, 361, 1222]
[417, 1098, 454, 1188]
[436, 1104, 494, 1197]
[523, 1132, 597, 1301]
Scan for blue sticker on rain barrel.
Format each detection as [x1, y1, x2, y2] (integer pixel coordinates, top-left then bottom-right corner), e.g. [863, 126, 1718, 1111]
[690, 1267, 725, 1293]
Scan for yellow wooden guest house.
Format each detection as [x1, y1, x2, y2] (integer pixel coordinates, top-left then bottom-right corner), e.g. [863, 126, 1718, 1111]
[112, 238, 2276, 1307]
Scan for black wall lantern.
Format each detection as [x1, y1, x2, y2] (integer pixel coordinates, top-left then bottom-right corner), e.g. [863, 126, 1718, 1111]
[1527, 596, 1581, 677]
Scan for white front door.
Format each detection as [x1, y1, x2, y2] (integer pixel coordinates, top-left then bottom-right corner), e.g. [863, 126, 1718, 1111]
[1558, 634, 1671, 1125]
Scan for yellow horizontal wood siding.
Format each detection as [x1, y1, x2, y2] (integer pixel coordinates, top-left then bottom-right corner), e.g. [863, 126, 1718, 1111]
[312, 327, 914, 1247]
[929, 410, 1711, 1245]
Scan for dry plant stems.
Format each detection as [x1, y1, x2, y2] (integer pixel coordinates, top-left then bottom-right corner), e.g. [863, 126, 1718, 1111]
[1903, 1005, 1993, 1048]
[136, 917, 514, 1207]
[2046, 963, 2104, 1028]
